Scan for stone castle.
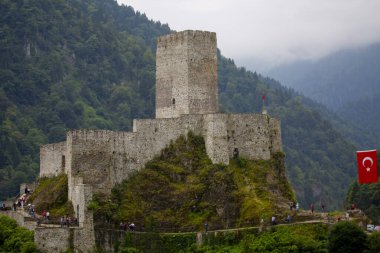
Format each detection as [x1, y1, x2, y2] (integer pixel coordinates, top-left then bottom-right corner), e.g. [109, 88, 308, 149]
[35, 30, 282, 252]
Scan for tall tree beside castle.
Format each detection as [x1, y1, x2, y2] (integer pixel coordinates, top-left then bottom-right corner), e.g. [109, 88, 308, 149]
[0, 0, 357, 209]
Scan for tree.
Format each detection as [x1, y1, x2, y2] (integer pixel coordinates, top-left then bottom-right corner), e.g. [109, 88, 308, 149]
[365, 232, 380, 253]
[328, 222, 367, 253]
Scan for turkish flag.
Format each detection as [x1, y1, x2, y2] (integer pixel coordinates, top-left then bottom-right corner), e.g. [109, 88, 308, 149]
[356, 150, 378, 184]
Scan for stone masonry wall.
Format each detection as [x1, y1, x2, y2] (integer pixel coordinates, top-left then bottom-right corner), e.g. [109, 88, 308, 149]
[40, 142, 66, 177]
[203, 113, 282, 164]
[156, 31, 218, 118]
[187, 31, 218, 115]
[65, 113, 281, 196]
[269, 117, 282, 153]
[203, 114, 229, 164]
[34, 228, 71, 253]
[19, 182, 36, 195]
[226, 114, 274, 160]
[34, 226, 95, 253]
[67, 115, 204, 196]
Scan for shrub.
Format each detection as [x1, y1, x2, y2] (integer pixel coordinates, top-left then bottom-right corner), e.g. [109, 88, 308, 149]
[328, 222, 367, 253]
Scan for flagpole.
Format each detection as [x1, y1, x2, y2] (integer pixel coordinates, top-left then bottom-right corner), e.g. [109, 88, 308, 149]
[262, 93, 267, 115]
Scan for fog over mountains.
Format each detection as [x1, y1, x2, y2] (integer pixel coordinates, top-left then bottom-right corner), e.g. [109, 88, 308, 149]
[268, 43, 380, 148]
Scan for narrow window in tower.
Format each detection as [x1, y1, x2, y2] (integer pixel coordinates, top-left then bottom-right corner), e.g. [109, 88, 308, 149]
[62, 155, 65, 169]
[172, 98, 176, 106]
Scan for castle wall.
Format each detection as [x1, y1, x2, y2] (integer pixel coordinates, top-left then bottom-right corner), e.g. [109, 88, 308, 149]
[203, 114, 229, 164]
[34, 226, 95, 253]
[202, 113, 282, 164]
[66, 114, 281, 198]
[67, 116, 204, 197]
[269, 117, 282, 153]
[19, 182, 36, 195]
[34, 228, 71, 253]
[40, 142, 66, 177]
[226, 114, 273, 161]
[156, 31, 218, 118]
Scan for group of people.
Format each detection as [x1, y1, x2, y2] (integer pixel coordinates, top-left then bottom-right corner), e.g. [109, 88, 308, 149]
[119, 222, 136, 231]
[26, 204, 36, 217]
[289, 202, 300, 212]
[59, 216, 78, 227]
[309, 203, 326, 214]
[269, 215, 292, 226]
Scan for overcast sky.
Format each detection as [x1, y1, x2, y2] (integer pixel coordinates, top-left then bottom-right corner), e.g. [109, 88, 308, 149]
[117, 0, 380, 71]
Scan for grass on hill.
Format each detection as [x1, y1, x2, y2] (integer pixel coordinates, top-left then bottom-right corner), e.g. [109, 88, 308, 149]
[89, 132, 296, 231]
[28, 173, 74, 219]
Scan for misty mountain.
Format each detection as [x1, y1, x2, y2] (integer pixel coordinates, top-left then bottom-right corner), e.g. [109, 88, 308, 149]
[268, 43, 380, 110]
[268, 43, 380, 147]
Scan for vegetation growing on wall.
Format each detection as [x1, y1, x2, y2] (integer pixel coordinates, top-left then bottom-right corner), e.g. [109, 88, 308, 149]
[28, 174, 73, 218]
[346, 175, 380, 223]
[117, 223, 328, 253]
[89, 132, 295, 231]
[0, 214, 37, 253]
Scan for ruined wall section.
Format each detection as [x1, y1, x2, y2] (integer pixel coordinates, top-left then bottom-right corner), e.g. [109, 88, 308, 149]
[39, 142, 67, 177]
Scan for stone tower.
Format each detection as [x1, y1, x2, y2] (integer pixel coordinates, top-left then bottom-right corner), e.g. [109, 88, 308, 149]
[155, 30, 218, 118]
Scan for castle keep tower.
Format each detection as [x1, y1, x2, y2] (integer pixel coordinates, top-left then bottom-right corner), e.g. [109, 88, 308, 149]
[155, 30, 218, 118]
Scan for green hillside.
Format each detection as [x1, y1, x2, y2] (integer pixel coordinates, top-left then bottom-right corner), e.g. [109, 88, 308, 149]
[89, 132, 295, 230]
[0, 0, 358, 210]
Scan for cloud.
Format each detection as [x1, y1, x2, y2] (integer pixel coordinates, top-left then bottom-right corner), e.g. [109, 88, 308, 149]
[118, 0, 380, 68]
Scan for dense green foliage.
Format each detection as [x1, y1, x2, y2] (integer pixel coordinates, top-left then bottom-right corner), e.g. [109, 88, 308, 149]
[90, 133, 295, 231]
[366, 232, 380, 253]
[0, 0, 169, 200]
[28, 173, 73, 218]
[0, 214, 37, 252]
[0, 0, 359, 210]
[119, 223, 380, 253]
[328, 221, 368, 253]
[119, 223, 329, 253]
[242, 224, 328, 253]
[346, 176, 380, 223]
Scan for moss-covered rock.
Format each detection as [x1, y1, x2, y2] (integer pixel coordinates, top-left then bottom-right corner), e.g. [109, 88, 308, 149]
[90, 132, 296, 230]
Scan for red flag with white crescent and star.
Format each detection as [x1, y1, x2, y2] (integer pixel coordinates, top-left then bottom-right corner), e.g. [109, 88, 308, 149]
[356, 150, 378, 184]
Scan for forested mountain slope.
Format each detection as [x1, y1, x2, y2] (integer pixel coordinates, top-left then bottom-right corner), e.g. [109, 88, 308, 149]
[268, 43, 380, 110]
[0, 0, 358, 209]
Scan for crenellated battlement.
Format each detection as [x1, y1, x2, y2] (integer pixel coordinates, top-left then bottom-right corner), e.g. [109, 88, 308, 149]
[67, 129, 135, 142]
[157, 30, 216, 47]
